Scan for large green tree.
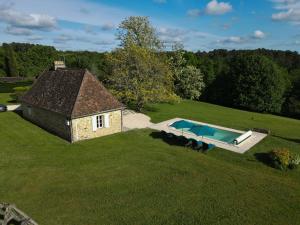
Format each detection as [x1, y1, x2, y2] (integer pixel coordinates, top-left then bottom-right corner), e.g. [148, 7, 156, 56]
[107, 44, 176, 110]
[3, 43, 19, 77]
[107, 17, 177, 111]
[117, 16, 163, 50]
[229, 54, 287, 113]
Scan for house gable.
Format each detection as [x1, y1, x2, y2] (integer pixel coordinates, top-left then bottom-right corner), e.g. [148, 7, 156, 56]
[70, 71, 124, 118]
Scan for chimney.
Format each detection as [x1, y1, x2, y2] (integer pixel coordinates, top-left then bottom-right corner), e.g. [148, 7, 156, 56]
[54, 61, 66, 70]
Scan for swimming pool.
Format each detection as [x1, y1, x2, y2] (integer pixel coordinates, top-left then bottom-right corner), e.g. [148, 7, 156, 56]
[170, 120, 242, 144]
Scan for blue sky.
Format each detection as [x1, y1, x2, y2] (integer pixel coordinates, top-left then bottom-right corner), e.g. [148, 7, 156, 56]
[0, 0, 299, 52]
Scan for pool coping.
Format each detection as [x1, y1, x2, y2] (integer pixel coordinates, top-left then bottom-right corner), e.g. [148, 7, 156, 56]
[149, 118, 268, 154]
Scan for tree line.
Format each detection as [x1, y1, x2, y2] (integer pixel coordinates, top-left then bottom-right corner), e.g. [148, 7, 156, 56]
[0, 16, 300, 118]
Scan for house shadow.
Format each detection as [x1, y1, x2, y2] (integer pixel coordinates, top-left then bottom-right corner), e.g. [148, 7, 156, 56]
[254, 152, 273, 168]
[12, 111, 70, 143]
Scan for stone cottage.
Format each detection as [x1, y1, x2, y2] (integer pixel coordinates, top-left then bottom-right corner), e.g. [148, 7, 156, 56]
[21, 69, 124, 142]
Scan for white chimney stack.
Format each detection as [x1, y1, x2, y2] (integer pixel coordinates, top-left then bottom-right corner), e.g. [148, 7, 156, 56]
[54, 61, 66, 70]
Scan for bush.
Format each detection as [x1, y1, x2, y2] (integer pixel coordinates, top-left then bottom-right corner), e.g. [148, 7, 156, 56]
[289, 154, 300, 169]
[269, 148, 291, 170]
[269, 149, 299, 170]
[12, 86, 30, 102]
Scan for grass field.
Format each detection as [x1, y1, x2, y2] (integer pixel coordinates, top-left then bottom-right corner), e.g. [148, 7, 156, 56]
[0, 100, 300, 225]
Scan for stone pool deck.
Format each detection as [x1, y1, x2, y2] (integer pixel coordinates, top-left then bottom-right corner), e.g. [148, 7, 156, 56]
[149, 118, 268, 154]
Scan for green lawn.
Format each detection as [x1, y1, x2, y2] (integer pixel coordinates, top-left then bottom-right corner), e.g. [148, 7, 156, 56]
[0, 81, 32, 104]
[0, 100, 300, 225]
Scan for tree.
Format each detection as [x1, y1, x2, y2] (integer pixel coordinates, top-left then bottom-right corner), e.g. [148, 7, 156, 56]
[0, 47, 6, 77]
[107, 17, 178, 111]
[170, 43, 205, 100]
[106, 44, 176, 111]
[283, 71, 300, 118]
[229, 54, 287, 113]
[175, 65, 205, 100]
[17, 44, 57, 77]
[117, 16, 163, 50]
[3, 44, 19, 77]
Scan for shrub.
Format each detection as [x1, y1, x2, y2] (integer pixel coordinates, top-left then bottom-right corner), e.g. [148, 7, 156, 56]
[12, 86, 30, 102]
[269, 148, 291, 170]
[269, 149, 300, 170]
[289, 154, 300, 169]
[13, 86, 30, 92]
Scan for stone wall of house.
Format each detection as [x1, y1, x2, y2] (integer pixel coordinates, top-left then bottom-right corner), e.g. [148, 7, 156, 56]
[22, 104, 71, 141]
[71, 110, 122, 142]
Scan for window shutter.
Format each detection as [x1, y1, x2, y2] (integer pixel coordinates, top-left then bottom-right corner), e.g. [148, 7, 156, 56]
[92, 116, 97, 131]
[104, 114, 110, 128]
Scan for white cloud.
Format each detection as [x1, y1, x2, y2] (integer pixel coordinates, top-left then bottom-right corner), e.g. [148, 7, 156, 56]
[0, 2, 57, 30]
[188, 0, 232, 18]
[79, 7, 90, 15]
[5, 25, 32, 35]
[157, 26, 223, 48]
[53, 32, 116, 47]
[218, 30, 267, 45]
[187, 9, 201, 17]
[205, 0, 233, 15]
[9, 0, 134, 27]
[157, 27, 186, 36]
[157, 27, 187, 44]
[219, 36, 244, 44]
[271, 0, 300, 24]
[253, 30, 266, 39]
[101, 22, 116, 31]
[27, 35, 43, 41]
[53, 34, 72, 43]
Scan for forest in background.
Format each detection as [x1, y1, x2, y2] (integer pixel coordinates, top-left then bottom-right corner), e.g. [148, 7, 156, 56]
[0, 42, 300, 119]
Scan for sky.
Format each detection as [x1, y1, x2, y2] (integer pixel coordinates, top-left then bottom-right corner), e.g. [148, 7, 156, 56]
[0, 0, 299, 52]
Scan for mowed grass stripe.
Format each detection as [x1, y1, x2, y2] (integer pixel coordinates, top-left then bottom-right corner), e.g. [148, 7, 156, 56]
[0, 100, 299, 224]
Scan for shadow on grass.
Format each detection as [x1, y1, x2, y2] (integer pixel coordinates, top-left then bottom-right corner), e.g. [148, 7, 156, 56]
[272, 135, 300, 144]
[13, 110, 23, 117]
[254, 153, 273, 168]
[150, 131, 188, 147]
[149, 131, 213, 154]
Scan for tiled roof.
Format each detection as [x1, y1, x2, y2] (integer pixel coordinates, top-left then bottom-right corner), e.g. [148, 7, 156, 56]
[21, 69, 124, 118]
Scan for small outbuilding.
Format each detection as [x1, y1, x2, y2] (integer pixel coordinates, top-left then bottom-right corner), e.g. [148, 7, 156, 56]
[21, 69, 124, 142]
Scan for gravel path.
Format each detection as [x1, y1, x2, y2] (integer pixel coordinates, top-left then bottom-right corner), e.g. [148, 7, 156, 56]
[122, 110, 153, 131]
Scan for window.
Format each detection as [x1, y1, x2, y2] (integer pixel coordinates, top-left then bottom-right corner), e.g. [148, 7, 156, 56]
[96, 115, 104, 128]
[92, 114, 110, 132]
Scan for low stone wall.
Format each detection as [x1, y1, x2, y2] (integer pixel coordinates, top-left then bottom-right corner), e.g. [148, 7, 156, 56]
[71, 110, 122, 142]
[0, 77, 25, 83]
[22, 104, 71, 141]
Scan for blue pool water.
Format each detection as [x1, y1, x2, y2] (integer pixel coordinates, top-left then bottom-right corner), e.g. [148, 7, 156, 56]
[171, 120, 241, 144]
